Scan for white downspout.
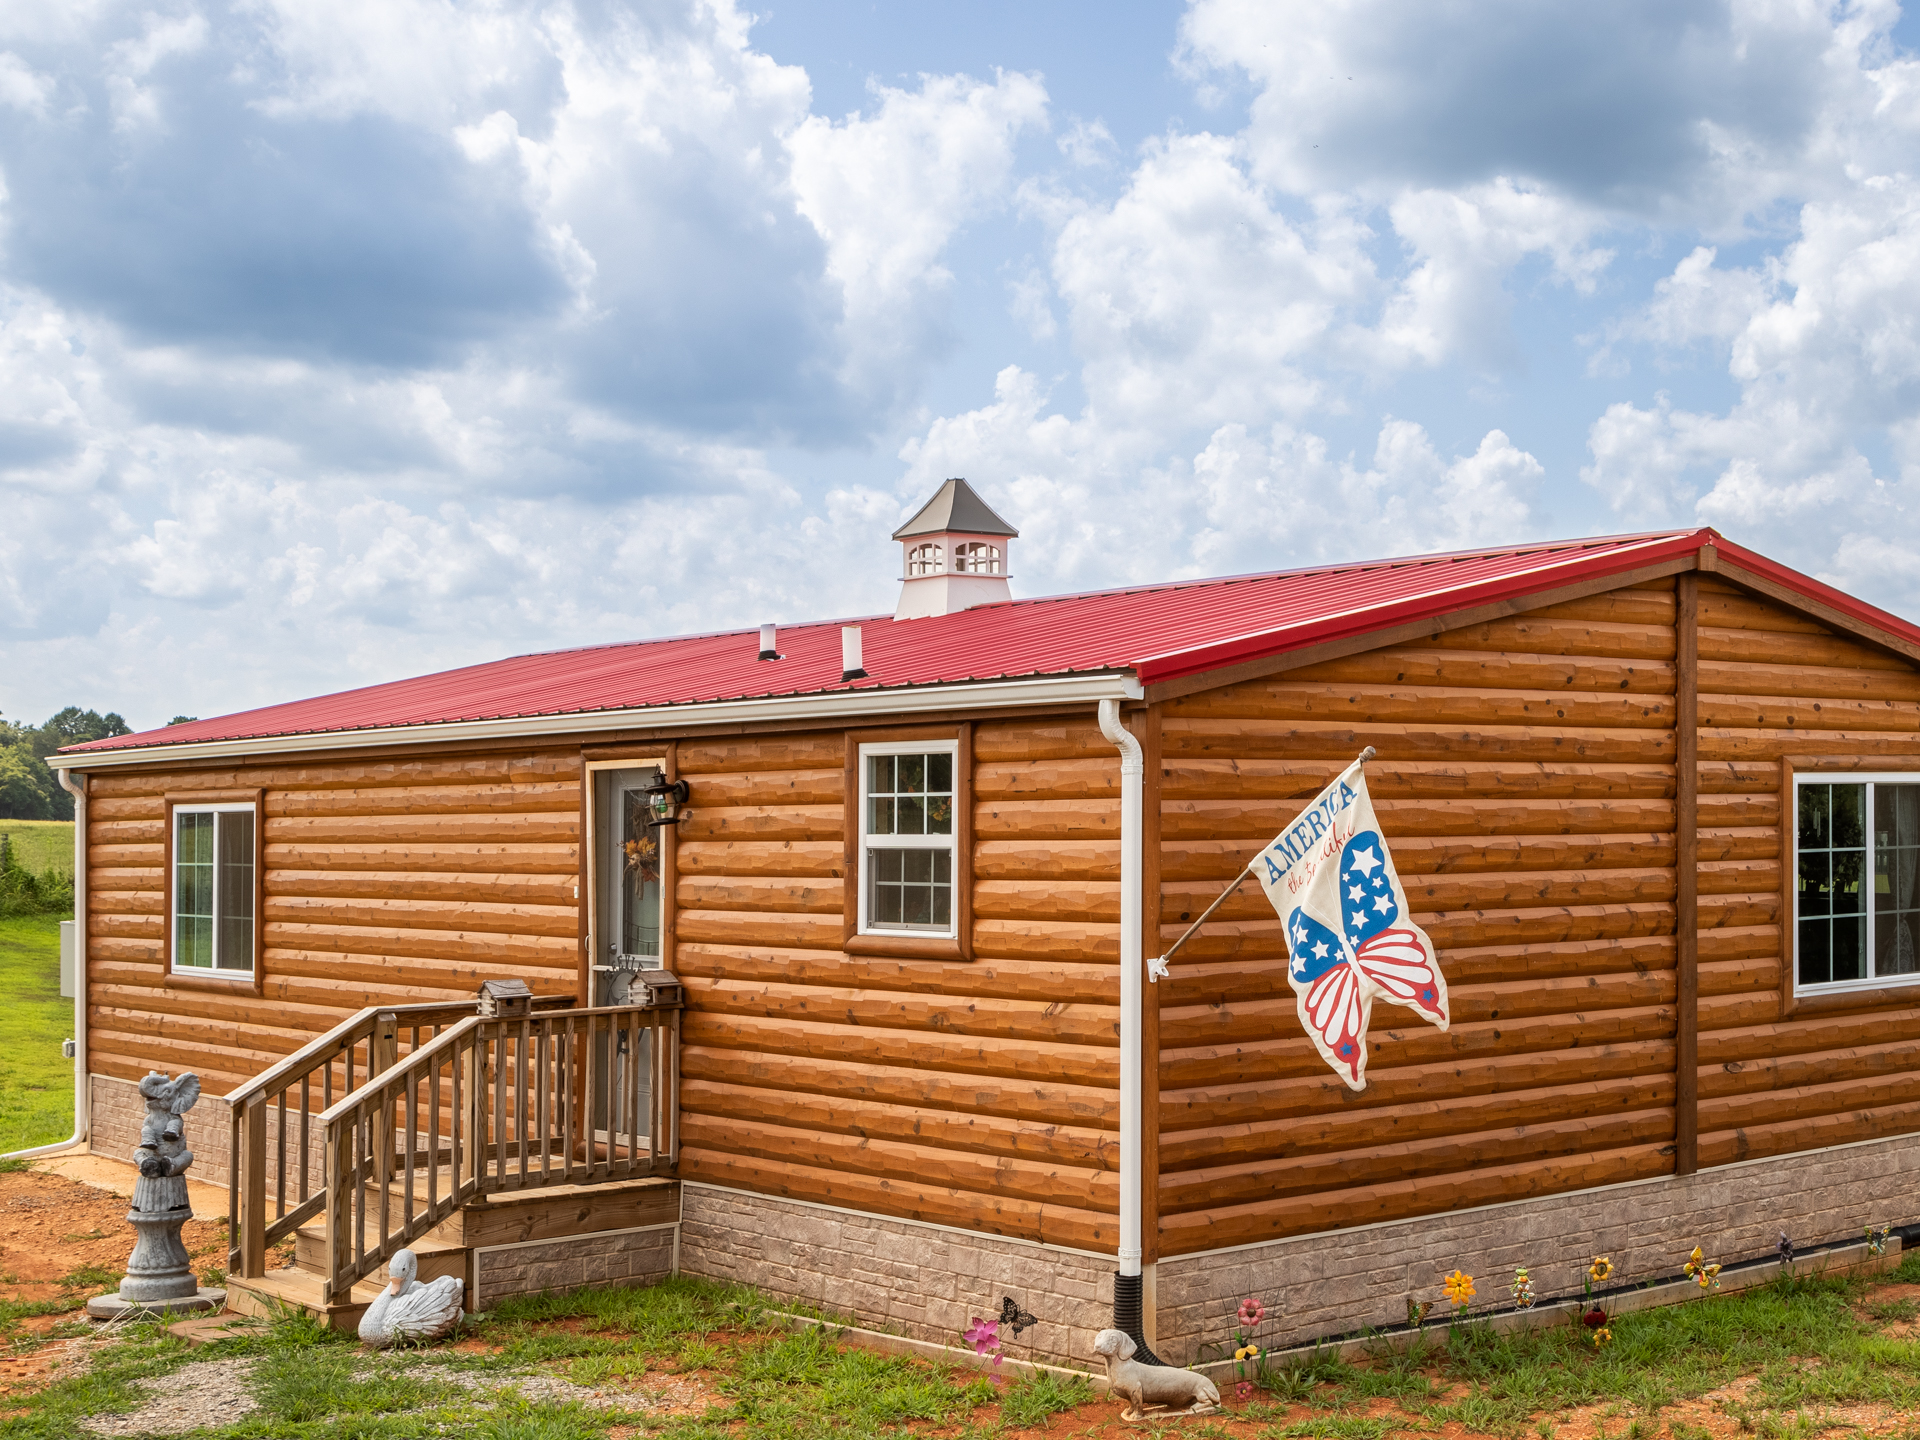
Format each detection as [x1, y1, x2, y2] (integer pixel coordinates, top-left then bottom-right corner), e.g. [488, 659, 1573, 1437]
[1096, 699, 1143, 1281]
[7, 767, 89, 1159]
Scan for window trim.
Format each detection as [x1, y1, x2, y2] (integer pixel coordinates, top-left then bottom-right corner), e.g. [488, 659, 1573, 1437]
[1780, 756, 1920, 1016]
[842, 724, 972, 961]
[162, 789, 265, 992]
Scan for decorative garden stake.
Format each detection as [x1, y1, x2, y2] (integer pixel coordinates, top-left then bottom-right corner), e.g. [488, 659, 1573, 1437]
[358, 1249, 464, 1346]
[88, 1072, 225, 1320]
[1092, 1329, 1220, 1421]
[1578, 1256, 1614, 1338]
[1510, 1267, 1535, 1309]
[1228, 1296, 1266, 1388]
[1442, 1269, 1475, 1318]
[1406, 1298, 1433, 1330]
[1684, 1245, 1722, 1292]
[1867, 1224, 1893, 1258]
[1778, 1233, 1796, 1273]
[964, 1316, 1006, 1384]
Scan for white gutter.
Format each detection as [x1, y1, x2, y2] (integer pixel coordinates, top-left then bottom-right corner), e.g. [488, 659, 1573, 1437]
[8, 769, 89, 1159]
[1096, 698, 1144, 1281]
[47, 671, 1144, 772]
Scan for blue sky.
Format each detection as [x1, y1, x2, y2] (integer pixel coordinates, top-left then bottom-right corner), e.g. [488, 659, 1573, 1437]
[4, 0, 1920, 730]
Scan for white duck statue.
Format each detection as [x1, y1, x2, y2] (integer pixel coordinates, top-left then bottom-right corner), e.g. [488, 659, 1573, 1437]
[357, 1248, 464, 1347]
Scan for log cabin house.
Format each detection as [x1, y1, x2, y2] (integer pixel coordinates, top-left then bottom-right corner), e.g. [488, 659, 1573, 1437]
[44, 481, 1920, 1363]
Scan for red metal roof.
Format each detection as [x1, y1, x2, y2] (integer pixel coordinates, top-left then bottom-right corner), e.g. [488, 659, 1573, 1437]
[61, 527, 1920, 757]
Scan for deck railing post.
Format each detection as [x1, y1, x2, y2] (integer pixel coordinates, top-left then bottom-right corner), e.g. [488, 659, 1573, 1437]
[238, 1094, 268, 1278]
[370, 1012, 398, 1194]
[324, 1116, 351, 1303]
[463, 1027, 489, 1194]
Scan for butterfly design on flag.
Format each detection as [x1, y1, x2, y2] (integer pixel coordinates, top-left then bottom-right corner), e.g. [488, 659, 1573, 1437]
[1250, 765, 1448, 1090]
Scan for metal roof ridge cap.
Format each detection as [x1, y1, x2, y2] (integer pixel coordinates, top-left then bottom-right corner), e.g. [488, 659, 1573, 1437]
[984, 528, 1695, 613]
[1127, 531, 1707, 674]
[1707, 533, 1920, 647]
[47, 670, 1145, 769]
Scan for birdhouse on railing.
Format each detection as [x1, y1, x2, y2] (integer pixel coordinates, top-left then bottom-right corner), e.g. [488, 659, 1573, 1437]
[635, 971, 684, 1009]
[476, 978, 533, 1018]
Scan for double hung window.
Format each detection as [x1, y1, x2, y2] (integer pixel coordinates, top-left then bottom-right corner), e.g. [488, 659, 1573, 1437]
[1795, 776, 1920, 993]
[171, 803, 256, 975]
[858, 743, 957, 935]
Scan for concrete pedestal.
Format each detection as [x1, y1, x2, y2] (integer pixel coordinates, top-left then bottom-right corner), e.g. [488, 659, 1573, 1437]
[88, 1288, 226, 1321]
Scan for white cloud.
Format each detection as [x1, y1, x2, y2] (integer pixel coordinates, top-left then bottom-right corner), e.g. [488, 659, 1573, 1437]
[1042, 132, 1377, 428]
[1057, 116, 1115, 167]
[0, 51, 52, 113]
[787, 70, 1047, 396]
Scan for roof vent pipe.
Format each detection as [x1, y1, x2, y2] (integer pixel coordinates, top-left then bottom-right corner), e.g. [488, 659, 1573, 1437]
[841, 626, 867, 682]
[758, 623, 779, 661]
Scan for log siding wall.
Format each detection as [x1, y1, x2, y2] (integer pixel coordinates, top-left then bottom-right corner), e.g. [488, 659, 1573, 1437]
[672, 723, 1123, 1253]
[1693, 577, 1920, 1168]
[76, 569, 1920, 1266]
[1155, 583, 1687, 1255]
[85, 751, 583, 1096]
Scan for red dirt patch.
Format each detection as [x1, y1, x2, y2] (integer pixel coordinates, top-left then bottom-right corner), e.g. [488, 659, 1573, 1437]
[0, 1168, 226, 1311]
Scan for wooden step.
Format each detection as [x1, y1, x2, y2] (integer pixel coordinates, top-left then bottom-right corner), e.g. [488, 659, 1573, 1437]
[428, 1176, 679, 1250]
[225, 1267, 391, 1332]
[292, 1218, 467, 1284]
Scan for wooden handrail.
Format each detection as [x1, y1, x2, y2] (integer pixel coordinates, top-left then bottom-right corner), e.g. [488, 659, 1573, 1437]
[223, 1002, 477, 1108]
[315, 1003, 682, 1303]
[227, 992, 581, 1279]
[225, 994, 580, 1107]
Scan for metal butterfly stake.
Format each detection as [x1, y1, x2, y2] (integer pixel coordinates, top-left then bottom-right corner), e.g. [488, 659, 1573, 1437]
[999, 1295, 1037, 1337]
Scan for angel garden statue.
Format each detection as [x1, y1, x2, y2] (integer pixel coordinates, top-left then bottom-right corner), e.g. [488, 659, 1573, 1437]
[88, 1070, 225, 1319]
[358, 1248, 464, 1346]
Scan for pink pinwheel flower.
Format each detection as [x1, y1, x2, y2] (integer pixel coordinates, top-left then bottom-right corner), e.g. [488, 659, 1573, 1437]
[1237, 1296, 1266, 1328]
[964, 1317, 1000, 1355]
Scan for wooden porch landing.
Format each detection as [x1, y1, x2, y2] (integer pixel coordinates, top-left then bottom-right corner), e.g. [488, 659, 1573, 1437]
[227, 1174, 680, 1330]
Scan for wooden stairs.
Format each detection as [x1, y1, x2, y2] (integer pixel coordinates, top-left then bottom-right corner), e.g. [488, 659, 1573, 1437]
[222, 996, 685, 1330]
[226, 1173, 681, 1329]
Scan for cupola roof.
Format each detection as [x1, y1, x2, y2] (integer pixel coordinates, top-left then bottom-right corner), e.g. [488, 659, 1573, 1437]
[891, 478, 1018, 540]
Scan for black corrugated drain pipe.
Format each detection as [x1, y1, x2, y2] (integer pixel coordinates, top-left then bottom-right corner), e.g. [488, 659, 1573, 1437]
[1113, 1271, 1165, 1366]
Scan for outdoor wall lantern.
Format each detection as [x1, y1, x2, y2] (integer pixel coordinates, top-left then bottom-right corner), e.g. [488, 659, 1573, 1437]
[643, 777, 691, 829]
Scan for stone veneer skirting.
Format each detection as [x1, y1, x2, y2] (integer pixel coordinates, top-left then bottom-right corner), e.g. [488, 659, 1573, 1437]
[475, 1224, 678, 1309]
[678, 1184, 1115, 1369]
[677, 1134, 1920, 1368]
[89, 1073, 1920, 1362]
[1155, 1130, 1920, 1363]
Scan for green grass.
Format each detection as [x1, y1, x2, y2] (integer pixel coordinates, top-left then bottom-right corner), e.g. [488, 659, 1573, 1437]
[0, 823, 72, 878]
[1251, 1260, 1920, 1436]
[0, 1276, 1054, 1440]
[0, 916, 73, 1152]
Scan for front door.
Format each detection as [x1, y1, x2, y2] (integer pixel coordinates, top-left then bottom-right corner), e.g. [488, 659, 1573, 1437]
[590, 765, 665, 1141]
[594, 765, 666, 1005]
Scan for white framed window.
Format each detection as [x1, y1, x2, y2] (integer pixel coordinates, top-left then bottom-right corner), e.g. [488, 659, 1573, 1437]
[906, 542, 944, 576]
[171, 803, 256, 975]
[1794, 775, 1920, 994]
[858, 741, 958, 936]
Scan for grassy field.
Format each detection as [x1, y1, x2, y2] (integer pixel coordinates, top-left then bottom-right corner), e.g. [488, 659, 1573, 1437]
[0, 820, 74, 876]
[0, 916, 74, 1152]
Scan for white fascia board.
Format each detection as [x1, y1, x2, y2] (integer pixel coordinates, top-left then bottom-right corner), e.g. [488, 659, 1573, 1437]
[48, 671, 1144, 772]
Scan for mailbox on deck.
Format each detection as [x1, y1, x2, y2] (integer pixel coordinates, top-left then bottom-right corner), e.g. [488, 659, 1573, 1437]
[476, 978, 534, 1018]
[635, 971, 684, 1008]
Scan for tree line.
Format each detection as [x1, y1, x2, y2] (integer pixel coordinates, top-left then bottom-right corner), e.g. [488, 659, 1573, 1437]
[0, 707, 135, 819]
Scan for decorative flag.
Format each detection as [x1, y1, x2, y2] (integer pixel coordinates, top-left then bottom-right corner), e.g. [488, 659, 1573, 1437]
[1249, 760, 1448, 1090]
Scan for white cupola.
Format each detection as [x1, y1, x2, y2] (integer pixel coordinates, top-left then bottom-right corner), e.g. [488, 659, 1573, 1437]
[891, 477, 1018, 620]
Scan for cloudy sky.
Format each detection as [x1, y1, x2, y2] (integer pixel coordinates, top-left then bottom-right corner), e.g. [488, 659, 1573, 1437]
[5, 0, 1920, 730]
